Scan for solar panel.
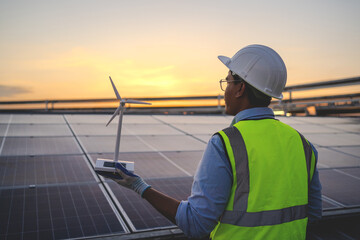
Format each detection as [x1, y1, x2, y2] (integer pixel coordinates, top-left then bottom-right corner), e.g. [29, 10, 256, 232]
[1, 113, 360, 239]
[319, 169, 360, 206]
[322, 199, 342, 210]
[293, 117, 358, 124]
[123, 124, 184, 136]
[65, 114, 112, 124]
[90, 152, 190, 179]
[71, 123, 184, 136]
[0, 114, 11, 124]
[0, 183, 127, 239]
[139, 135, 206, 151]
[154, 115, 229, 124]
[107, 177, 193, 231]
[288, 124, 341, 134]
[65, 114, 160, 124]
[161, 151, 203, 176]
[172, 123, 229, 134]
[0, 137, 82, 156]
[339, 168, 360, 178]
[276, 116, 305, 125]
[0, 155, 96, 187]
[70, 123, 122, 136]
[0, 124, 7, 136]
[78, 136, 153, 154]
[316, 147, 360, 168]
[193, 134, 212, 143]
[333, 146, 360, 159]
[326, 124, 360, 133]
[6, 124, 73, 137]
[304, 133, 360, 147]
[10, 114, 66, 124]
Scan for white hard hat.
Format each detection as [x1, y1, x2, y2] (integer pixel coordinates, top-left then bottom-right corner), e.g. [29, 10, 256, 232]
[218, 44, 287, 99]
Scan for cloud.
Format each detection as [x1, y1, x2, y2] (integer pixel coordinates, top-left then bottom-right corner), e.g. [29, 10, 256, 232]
[0, 85, 31, 97]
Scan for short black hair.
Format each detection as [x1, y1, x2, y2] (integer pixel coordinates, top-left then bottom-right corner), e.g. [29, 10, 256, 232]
[231, 71, 272, 107]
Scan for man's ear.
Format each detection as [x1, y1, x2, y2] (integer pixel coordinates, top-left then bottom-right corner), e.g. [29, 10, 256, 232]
[235, 82, 245, 98]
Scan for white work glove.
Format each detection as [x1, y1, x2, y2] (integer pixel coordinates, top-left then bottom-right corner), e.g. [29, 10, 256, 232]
[110, 162, 151, 197]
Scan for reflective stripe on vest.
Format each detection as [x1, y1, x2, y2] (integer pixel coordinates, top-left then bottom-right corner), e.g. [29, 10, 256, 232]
[217, 122, 314, 227]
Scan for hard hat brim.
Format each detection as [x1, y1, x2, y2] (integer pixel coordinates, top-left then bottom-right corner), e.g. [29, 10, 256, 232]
[218, 55, 231, 67]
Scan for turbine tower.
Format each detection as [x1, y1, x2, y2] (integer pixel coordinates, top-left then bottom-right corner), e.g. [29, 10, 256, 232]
[106, 76, 151, 162]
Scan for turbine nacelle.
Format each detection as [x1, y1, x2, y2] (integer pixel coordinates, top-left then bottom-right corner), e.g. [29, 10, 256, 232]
[106, 76, 151, 127]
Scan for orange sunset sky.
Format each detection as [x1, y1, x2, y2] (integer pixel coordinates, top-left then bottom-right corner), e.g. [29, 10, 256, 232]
[0, 0, 359, 101]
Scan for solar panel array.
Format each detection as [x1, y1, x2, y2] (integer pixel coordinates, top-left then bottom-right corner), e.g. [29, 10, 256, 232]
[1, 114, 360, 239]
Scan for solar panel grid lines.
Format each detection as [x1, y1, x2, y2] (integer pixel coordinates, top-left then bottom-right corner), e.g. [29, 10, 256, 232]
[5, 124, 73, 137]
[0, 155, 97, 187]
[0, 136, 83, 157]
[0, 184, 127, 240]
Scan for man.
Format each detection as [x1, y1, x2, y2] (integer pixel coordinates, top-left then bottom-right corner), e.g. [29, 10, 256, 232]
[107, 44, 322, 239]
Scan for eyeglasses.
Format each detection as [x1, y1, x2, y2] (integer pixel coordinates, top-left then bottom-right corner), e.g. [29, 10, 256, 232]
[219, 79, 240, 91]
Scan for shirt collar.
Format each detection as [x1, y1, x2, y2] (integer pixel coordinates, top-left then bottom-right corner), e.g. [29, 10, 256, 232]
[231, 107, 275, 125]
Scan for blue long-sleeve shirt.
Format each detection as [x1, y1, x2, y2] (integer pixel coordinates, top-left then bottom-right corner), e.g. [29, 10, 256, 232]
[175, 107, 322, 238]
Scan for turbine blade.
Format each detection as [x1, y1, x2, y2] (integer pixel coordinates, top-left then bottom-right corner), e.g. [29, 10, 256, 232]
[106, 105, 122, 126]
[109, 76, 122, 100]
[125, 99, 152, 105]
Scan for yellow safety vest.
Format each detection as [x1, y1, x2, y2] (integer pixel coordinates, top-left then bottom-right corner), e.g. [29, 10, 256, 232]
[210, 119, 316, 240]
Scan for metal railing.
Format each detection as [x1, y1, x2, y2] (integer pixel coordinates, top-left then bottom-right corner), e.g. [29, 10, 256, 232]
[0, 76, 359, 115]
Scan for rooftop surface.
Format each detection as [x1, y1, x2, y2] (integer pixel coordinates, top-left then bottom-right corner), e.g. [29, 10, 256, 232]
[0, 114, 359, 239]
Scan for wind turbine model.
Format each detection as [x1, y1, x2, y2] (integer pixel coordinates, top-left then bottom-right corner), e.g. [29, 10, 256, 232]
[94, 76, 151, 177]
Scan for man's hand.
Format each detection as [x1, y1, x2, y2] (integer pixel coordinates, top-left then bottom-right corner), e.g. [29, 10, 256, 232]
[102, 163, 180, 224]
[105, 162, 151, 197]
